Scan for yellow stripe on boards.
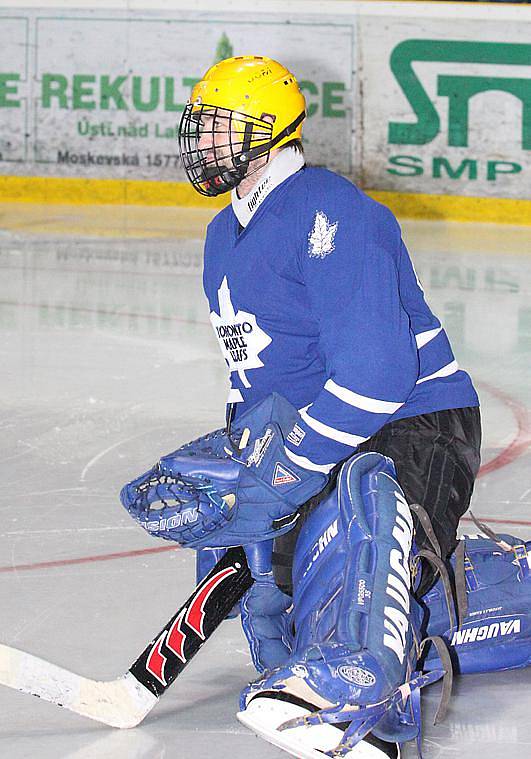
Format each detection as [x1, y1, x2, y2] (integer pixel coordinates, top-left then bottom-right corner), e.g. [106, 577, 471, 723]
[368, 190, 531, 226]
[0, 176, 228, 209]
[0, 175, 529, 225]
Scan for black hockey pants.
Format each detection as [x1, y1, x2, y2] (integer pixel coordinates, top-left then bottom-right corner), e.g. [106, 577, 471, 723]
[272, 406, 482, 598]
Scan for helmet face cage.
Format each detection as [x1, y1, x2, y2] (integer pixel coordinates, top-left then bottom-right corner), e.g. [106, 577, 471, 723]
[178, 103, 273, 197]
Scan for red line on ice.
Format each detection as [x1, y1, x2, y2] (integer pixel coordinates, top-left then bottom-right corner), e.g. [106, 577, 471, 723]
[461, 515, 531, 528]
[1, 384, 529, 575]
[476, 382, 531, 478]
[0, 544, 176, 574]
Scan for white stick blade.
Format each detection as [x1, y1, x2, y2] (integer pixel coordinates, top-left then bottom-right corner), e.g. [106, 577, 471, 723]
[0, 643, 157, 728]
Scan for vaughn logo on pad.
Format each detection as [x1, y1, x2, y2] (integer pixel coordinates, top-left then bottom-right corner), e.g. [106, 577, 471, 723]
[451, 618, 521, 646]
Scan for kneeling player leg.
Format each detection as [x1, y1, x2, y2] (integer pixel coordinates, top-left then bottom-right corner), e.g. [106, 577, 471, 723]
[238, 452, 448, 758]
[357, 407, 481, 596]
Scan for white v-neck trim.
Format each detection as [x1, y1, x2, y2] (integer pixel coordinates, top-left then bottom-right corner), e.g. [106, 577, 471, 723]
[231, 149, 305, 228]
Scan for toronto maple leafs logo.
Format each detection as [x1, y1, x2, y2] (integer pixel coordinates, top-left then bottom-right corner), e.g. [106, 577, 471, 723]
[210, 277, 272, 389]
[308, 210, 338, 259]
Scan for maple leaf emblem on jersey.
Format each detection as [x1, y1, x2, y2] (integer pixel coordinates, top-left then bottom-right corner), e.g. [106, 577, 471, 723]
[308, 210, 338, 259]
[210, 277, 272, 390]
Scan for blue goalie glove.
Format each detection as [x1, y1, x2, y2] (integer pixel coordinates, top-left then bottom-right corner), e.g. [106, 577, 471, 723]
[120, 394, 328, 549]
[176, 392, 303, 460]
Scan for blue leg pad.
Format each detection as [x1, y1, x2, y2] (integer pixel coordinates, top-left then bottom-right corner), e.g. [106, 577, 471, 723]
[241, 452, 434, 752]
[424, 533, 531, 674]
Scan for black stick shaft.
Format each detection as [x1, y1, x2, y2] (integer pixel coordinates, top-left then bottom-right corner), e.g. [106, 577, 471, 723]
[129, 546, 253, 698]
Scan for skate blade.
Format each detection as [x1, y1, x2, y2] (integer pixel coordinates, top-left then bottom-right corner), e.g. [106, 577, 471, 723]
[237, 694, 399, 759]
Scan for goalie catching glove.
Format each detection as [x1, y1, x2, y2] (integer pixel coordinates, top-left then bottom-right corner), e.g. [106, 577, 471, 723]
[120, 394, 328, 548]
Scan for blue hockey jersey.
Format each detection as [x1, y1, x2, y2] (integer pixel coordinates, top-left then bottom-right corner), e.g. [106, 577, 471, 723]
[203, 166, 478, 472]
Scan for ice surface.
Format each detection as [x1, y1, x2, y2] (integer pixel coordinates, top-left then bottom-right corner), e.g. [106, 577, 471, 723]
[0, 210, 529, 758]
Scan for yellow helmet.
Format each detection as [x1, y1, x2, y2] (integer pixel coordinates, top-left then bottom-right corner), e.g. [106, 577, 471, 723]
[178, 56, 306, 196]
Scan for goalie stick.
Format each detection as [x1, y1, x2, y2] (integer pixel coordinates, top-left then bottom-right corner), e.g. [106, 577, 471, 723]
[0, 546, 253, 728]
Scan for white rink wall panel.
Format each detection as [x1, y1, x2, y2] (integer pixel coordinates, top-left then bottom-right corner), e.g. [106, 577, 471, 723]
[0, 6, 357, 181]
[360, 14, 531, 199]
[0, 1, 529, 201]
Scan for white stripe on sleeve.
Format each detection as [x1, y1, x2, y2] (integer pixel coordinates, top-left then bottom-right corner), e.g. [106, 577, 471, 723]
[300, 407, 368, 447]
[415, 326, 442, 349]
[416, 360, 459, 385]
[325, 379, 404, 414]
[284, 447, 335, 474]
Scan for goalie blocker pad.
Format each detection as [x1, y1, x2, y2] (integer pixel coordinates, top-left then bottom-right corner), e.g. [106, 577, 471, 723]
[240, 452, 430, 753]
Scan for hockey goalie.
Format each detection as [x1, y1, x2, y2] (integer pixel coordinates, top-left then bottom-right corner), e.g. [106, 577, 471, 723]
[120, 54, 529, 759]
[2, 54, 529, 758]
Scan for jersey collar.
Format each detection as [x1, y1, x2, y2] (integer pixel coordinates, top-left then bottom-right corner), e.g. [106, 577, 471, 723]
[231, 148, 305, 228]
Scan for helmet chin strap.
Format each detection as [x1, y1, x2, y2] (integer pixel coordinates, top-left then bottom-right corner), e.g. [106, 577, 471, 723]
[203, 164, 247, 195]
[211, 110, 305, 196]
[233, 110, 305, 168]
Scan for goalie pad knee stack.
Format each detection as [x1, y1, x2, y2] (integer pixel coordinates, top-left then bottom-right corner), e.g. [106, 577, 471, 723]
[239, 453, 447, 757]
